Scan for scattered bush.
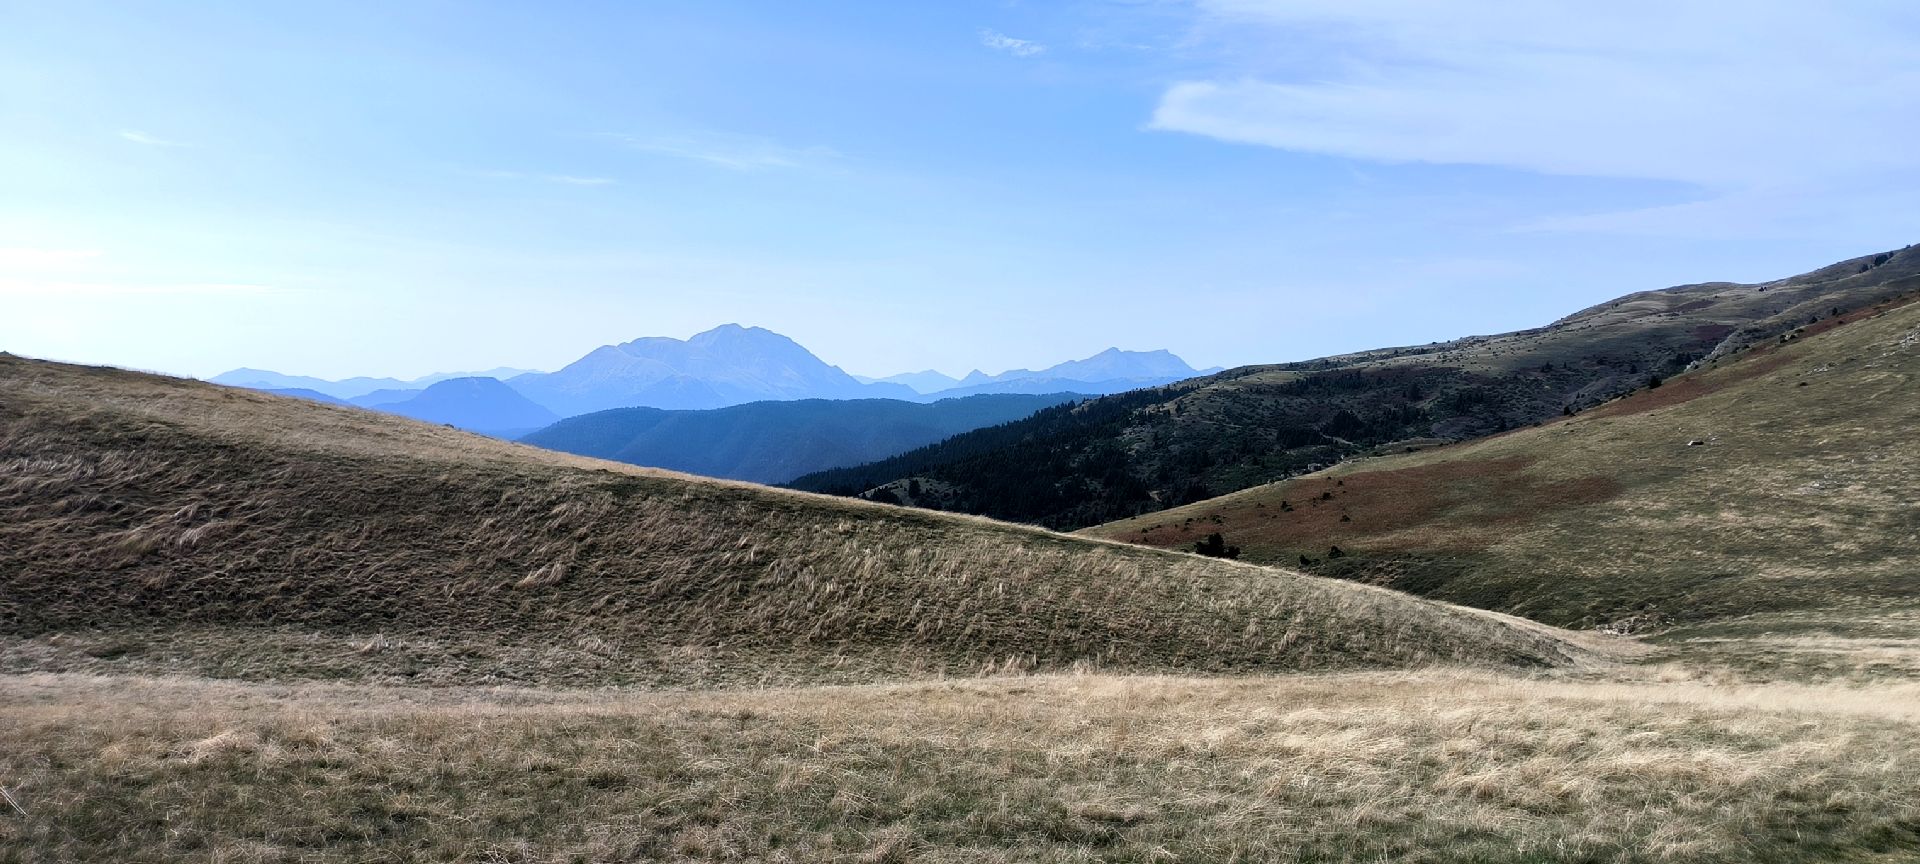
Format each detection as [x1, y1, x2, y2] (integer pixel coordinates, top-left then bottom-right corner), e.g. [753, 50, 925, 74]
[1193, 532, 1240, 559]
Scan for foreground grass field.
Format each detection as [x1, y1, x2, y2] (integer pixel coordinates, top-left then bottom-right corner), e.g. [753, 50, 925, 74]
[4, 665, 1918, 863]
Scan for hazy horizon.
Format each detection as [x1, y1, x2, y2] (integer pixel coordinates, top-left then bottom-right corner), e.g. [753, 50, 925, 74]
[6, 1, 1917, 380]
[198, 324, 1217, 385]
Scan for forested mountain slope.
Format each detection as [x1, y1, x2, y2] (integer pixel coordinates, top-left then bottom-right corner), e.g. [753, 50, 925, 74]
[792, 246, 1919, 530]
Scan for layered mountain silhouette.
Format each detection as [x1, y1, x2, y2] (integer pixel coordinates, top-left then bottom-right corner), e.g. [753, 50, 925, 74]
[928, 348, 1221, 398]
[378, 377, 559, 437]
[261, 377, 557, 437]
[347, 388, 427, 408]
[521, 392, 1080, 484]
[263, 387, 349, 405]
[503, 324, 915, 415]
[212, 326, 1218, 422]
[853, 370, 963, 394]
[211, 367, 537, 400]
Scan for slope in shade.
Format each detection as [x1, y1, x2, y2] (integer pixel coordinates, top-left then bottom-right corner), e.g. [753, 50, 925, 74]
[0, 355, 1589, 686]
[520, 392, 1083, 485]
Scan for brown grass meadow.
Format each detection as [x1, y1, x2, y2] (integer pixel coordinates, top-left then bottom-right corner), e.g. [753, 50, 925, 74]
[5, 664, 1919, 863]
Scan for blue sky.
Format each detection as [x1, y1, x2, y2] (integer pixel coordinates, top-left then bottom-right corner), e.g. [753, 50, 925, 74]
[4, 1, 1917, 380]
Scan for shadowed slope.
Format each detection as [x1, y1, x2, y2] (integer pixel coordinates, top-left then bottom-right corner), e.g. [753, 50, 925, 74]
[0, 356, 1590, 686]
[519, 392, 1080, 484]
[1086, 291, 1920, 630]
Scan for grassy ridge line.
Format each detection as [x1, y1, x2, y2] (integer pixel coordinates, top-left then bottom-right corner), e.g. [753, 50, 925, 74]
[1086, 289, 1920, 629]
[4, 670, 1917, 862]
[0, 355, 1590, 685]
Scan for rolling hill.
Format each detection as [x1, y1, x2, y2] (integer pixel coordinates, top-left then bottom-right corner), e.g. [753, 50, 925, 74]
[1084, 287, 1920, 631]
[790, 245, 1920, 530]
[520, 392, 1082, 484]
[373, 375, 559, 437]
[0, 354, 1586, 688]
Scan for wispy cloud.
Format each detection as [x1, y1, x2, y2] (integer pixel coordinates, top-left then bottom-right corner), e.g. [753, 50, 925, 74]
[1157, 4, 1918, 180]
[0, 246, 286, 298]
[611, 132, 838, 172]
[117, 130, 185, 147]
[980, 28, 1046, 57]
[0, 280, 285, 298]
[544, 174, 615, 186]
[1148, 1, 1920, 237]
[470, 169, 617, 186]
[0, 247, 105, 272]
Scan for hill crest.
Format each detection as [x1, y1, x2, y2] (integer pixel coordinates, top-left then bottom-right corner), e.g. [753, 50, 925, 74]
[0, 354, 1591, 686]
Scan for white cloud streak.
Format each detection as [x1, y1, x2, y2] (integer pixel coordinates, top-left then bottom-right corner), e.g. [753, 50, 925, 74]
[980, 29, 1047, 57]
[611, 132, 838, 172]
[476, 169, 617, 186]
[543, 174, 615, 186]
[1152, 1, 1920, 191]
[0, 247, 105, 271]
[0, 280, 284, 298]
[117, 130, 185, 147]
[0, 246, 286, 298]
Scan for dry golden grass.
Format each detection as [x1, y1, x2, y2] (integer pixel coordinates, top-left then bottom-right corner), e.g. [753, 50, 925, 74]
[0, 354, 1590, 686]
[1089, 291, 1920, 631]
[3, 669, 1918, 862]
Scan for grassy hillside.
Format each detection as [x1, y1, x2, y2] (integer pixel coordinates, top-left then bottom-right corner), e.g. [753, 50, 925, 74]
[520, 392, 1081, 485]
[0, 355, 1586, 686]
[792, 245, 1919, 529]
[1086, 289, 1920, 630]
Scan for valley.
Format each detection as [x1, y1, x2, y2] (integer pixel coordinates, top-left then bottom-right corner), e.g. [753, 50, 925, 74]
[12, 4, 1919, 859]
[4, 248, 1919, 862]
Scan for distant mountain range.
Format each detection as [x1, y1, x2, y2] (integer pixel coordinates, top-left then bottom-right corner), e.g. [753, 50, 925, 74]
[211, 367, 538, 400]
[850, 350, 1220, 397]
[852, 370, 963, 394]
[265, 377, 556, 437]
[504, 324, 911, 415]
[213, 326, 1215, 420]
[378, 377, 559, 437]
[521, 392, 1082, 484]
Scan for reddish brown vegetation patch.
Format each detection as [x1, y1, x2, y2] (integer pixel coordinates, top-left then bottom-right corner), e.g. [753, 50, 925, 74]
[1594, 290, 1920, 420]
[1126, 456, 1619, 557]
[1589, 351, 1793, 418]
[1799, 288, 1920, 338]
